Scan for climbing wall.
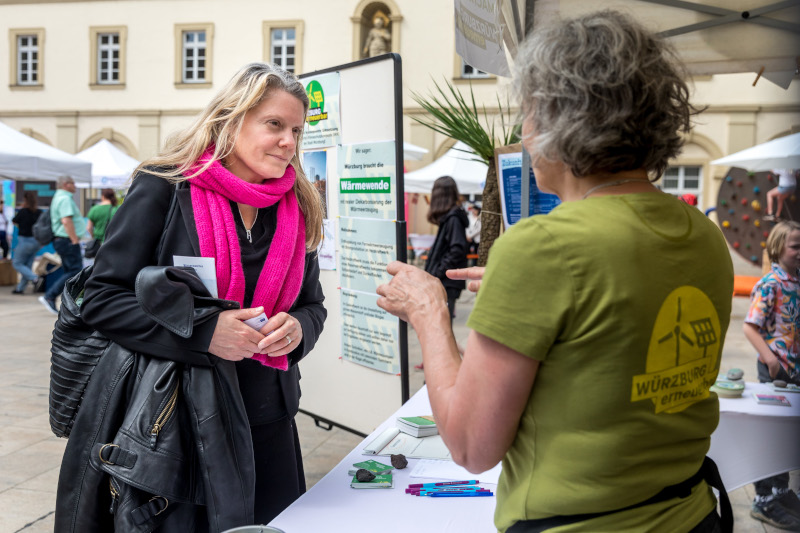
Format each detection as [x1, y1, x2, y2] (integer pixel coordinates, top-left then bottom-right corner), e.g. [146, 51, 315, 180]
[716, 168, 799, 268]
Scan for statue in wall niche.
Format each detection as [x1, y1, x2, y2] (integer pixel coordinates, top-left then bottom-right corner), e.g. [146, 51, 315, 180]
[363, 16, 391, 57]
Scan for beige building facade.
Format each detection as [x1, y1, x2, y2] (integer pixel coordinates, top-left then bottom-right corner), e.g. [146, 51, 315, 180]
[1, 0, 798, 220]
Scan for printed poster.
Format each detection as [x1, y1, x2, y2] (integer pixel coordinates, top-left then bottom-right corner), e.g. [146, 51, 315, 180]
[302, 149, 329, 217]
[337, 141, 397, 220]
[495, 144, 560, 227]
[302, 72, 341, 149]
[341, 289, 400, 374]
[338, 217, 396, 294]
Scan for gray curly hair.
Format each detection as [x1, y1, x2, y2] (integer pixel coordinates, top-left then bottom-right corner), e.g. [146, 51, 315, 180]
[514, 10, 701, 179]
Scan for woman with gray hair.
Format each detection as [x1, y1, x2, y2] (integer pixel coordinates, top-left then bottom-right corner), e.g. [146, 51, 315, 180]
[378, 10, 732, 533]
[72, 62, 327, 527]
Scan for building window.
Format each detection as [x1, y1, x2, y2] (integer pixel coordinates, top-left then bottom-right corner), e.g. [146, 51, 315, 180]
[174, 23, 214, 87]
[17, 35, 38, 84]
[271, 28, 296, 73]
[263, 21, 304, 75]
[98, 33, 119, 83]
[9, 28, 45, 88]
[461, 59, 489, 79]
[182, 30, 206, 82]
[90, 26, 126, 88]
[660, 165, 702, 202]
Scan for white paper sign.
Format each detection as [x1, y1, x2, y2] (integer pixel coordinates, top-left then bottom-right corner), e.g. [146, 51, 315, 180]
[317, 219, 336, 271]
[172, 255, 218, 298]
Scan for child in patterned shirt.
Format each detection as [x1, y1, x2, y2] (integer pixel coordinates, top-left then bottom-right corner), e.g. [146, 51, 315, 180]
[743, 220, 800, 529]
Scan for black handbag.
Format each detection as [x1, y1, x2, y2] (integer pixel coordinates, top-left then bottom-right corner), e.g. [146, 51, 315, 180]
[48, 183, 179, 438]
[83, 238, 101, 259]
[84, 204, 114, 259]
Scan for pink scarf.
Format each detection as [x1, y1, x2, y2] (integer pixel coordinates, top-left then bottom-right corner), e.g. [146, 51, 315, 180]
[189, 148, 306, 370]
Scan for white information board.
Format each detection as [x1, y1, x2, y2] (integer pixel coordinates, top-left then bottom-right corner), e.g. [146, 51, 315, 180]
[298, 55, 408, 436]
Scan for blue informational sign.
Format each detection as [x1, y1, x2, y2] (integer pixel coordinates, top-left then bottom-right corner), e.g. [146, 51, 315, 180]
[496, 149, 560, 227]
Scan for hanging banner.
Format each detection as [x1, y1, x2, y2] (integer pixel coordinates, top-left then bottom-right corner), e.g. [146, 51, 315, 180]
[337, 141, 397, 220]
[303, 72, 342, 149]
[454, 0, 510, 77]
[340, 289, 400, 374]
[495, 144, 560, 226]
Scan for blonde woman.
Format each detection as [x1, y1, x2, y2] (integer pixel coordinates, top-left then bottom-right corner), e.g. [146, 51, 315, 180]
[78, 63, 326, 527]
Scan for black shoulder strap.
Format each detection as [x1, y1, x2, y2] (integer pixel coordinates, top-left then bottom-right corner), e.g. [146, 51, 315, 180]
[155, 181, 182, 259]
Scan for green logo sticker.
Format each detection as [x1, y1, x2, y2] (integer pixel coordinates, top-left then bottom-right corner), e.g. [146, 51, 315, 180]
[305, 80, 327, 125]
[340, 177, 391, 194]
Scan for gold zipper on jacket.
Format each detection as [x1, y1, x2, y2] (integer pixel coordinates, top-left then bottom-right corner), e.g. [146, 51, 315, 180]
[150, 383, 179, 450]
[109, 477, 120, 515]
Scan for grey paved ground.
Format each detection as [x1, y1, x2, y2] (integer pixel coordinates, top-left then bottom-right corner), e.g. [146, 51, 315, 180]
[0, 248, 794, 532]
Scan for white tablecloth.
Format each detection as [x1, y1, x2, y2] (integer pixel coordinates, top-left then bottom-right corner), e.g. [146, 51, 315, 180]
[270, 382, 800, 532]
[710, 381, 800, 491]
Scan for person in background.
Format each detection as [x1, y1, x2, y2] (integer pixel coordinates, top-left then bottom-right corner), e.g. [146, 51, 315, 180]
[39, 176, 86, 314]
[765, 168, 797, 221]
[465, 202, 481, 258]
[75, 62, 326, 527]
[0, 199, 8, 259]
[743, 220, 800, 529]
[11, 191, 41, 294]
[85, 188, 118, 243]
[377, 10, 733, 532]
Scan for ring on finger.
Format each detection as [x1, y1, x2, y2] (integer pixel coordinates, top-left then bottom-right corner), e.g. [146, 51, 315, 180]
[285, 335, 292, 344]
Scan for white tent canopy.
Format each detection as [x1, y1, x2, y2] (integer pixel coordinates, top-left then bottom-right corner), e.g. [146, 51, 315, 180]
[403, 141, 429, 161]
[75, 139, 140, 189]
[404, 141, 488, 195]
[0, 120, 91, 182]
[711, 132, 800, 172]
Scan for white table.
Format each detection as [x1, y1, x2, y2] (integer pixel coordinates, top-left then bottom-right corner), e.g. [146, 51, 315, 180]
[710, 381, 800, 491]
[270, 386, 498, 532]
[270, 383, 800, 532]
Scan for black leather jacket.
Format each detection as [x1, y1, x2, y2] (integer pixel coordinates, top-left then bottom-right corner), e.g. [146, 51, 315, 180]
[55, 267, 255, 532]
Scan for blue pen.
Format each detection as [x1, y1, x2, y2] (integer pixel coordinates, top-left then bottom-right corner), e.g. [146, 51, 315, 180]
[429, 491, 493, 497]
[418, 489, 490, 496]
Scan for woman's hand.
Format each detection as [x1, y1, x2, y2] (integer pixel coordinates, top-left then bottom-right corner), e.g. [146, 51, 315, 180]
[208, 307, 267, 361]
[446, 266, 485, 293]
[257, 312, 303, 357]
[376, 261, 449, 325]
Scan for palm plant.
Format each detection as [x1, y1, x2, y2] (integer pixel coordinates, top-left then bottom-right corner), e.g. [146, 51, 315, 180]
[411, 79, 518, 266]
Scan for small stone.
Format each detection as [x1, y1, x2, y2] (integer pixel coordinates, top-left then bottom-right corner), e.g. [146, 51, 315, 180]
[726, 368, 743, 381]
[390, 454, 408, 469]
[355, 469, 376, 482]
[773, 380, 787, 388]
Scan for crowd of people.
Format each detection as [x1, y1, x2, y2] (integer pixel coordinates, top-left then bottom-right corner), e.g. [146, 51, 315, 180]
[0, 8, 796, 532]
[3, 183, 118, 311]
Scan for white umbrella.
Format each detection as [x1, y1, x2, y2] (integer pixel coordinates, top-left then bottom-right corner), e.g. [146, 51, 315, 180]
[711, 132, 800, 172]
[74, 139, 140, 189]
[0, 120, 92, 182]
[404, 141, 487, 195]
[403, 141, 429, 161]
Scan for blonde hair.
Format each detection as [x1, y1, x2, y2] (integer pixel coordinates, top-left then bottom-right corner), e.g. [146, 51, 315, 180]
[766, 220, 800, 264]
[137, 62, 323, 250]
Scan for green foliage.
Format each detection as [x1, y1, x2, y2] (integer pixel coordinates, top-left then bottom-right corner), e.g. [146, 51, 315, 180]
[411, 79, 519, 164]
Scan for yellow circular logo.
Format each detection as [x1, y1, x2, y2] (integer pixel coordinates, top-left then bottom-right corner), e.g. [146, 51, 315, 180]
[631, 286, 721, 413]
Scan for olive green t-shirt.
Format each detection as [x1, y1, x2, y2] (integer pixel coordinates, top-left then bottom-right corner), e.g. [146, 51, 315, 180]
[467, 193, 733, 532]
